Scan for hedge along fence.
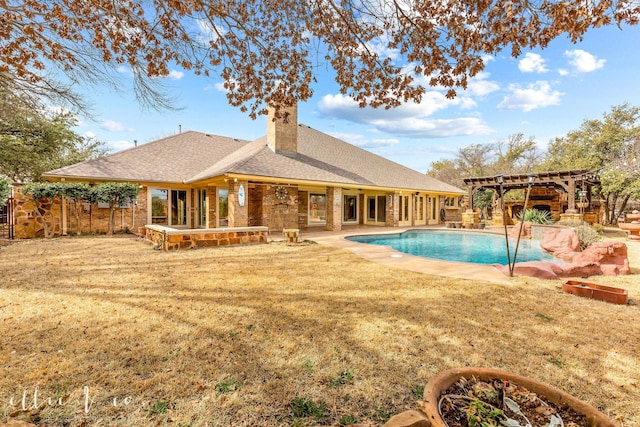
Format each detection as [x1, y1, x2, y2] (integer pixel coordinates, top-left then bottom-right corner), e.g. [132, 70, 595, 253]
[0, 178, 10, 206]
[21, 182, 139, 237]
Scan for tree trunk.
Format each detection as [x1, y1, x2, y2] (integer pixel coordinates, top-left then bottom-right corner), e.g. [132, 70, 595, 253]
[74, 201, 82, 235]
[109, 206, 116, 234]
[617, 194, 631, 223]
[33, 199, 51, 238]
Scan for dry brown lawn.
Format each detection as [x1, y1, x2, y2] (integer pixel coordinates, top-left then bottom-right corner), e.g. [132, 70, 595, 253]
[0, 232, 639, 427]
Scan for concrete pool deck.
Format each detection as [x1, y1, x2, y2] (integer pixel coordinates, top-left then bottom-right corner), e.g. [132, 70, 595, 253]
[300, 226, 512, 284]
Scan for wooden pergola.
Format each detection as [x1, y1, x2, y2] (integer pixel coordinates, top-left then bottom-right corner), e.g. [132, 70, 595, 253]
[463, 169, 601, 215]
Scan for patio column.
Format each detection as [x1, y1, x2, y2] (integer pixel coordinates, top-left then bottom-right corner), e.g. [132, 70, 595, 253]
[207, 186, 217, 228]
[386, 192, 399, 227]
[325, 186, 342, 231]
[228, 180, 249, 227]
[566, 176, 577, 213]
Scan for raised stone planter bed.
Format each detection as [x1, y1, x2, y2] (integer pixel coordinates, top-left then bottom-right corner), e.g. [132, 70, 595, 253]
[562, 280, 628, 305]
[143, 224, 269, 251]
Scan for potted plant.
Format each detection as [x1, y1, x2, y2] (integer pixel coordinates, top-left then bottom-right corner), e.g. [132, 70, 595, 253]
[383, 368, 618, 427]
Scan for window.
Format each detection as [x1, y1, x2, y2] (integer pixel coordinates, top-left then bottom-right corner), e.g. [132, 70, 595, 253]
[444, 196, 459, 208]
[399, 195, 409, 221]
[418, 196, 424, 221]
[218, 188, 228, 227]
[171, 190, 188, 226]
[343, 195, 357, 222]
[367, 195, 386, 223]
[151, 189, 168, 224]
[197, 189, 207, 227]
[309, 193, 326, 223]
[151, 188, 189, 226]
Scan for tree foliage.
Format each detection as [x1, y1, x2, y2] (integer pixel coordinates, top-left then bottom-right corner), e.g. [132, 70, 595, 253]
[542, 103, 640, 223]
[92, 182, 139, 234]
[1, 0, 638, 115]
[0, 177, 10, 205]
[21, 181, 138, 236]
[0, 89, 106, 182]
[427, 133, 541, 188]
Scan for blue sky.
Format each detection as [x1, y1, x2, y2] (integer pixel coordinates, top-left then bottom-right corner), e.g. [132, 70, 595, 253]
[75, 23, 640, 174]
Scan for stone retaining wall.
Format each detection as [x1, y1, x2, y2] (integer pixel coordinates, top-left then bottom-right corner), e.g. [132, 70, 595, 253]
[144, 225, 269, 251]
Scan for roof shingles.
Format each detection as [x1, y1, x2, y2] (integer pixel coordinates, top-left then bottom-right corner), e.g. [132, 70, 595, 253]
[45, 126, 464, 194]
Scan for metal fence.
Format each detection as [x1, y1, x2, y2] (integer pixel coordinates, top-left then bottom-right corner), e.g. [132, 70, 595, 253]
[0, 197, 14, 239]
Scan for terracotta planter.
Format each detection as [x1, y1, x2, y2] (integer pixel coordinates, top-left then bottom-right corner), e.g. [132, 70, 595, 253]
[417, 368, 618, 427]
[562, 280, 628, 305]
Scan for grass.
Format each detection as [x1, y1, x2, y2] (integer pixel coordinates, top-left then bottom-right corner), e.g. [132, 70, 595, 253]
[0, 233, 639, 426]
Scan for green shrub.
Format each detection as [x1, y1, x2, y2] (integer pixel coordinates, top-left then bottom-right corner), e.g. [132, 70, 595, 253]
[592, 223, 604, 234]
[518, 208, 552, 224]
[574, 225, 602, 251]
[556, 219, 585, 228]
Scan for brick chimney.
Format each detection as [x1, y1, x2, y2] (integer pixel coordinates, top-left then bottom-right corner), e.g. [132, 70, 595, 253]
[267, 103, 297, 156]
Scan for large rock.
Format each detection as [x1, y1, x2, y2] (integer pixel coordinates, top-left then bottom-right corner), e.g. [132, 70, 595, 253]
[495, 261, 564, 280]
[540, 228, 580, 261]
[508, 221, 532, 239]
[569, 241, 630, 276]
[504, 239, 630, 279]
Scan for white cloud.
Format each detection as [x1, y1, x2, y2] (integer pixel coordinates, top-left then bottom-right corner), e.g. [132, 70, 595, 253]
[319, 93, 450, 123]
[101, 120, 125, 132]
[84, 131, 97, 139]
[101, 120, 134, 132]
[497, 81, 563, 112]
[375, 117, 493, 138]
[518, 53, 549, 73]
[564, 49, 606, 73]
[318, 93, 493, 138]
[107, 140, 135, 152]
[329, 132, 400, 149]
[466, 72, 500, 97]
[116, 65, 132, 76]
[558, 69, 570, 76]
[196, 18, 224, 43]
[167, 70, 184, 80]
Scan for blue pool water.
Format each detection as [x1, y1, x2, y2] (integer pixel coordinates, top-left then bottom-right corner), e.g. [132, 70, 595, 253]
[347, 230, 559, 265]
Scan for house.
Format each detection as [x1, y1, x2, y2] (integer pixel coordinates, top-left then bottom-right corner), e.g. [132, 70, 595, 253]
[39, 105, 465, 245]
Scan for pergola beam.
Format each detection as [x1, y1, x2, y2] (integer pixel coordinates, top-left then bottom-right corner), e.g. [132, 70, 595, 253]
[463, 169, 600, 214]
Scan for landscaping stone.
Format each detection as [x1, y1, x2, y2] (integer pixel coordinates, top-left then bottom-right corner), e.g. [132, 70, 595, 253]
[569, 241, 630, 276]
[498, 239, 630, 279]
[540, 228, 580, 261]
[508, 221, 532, 239]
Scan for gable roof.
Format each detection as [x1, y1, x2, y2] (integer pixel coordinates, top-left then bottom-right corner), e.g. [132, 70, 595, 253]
[45, 125, 464, 194]
[45, 131, 250, 183]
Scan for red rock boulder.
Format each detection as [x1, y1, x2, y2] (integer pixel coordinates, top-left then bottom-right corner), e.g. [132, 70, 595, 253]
[568, 241, 630, 276]
[508, 221, 532, 239]
[540, 228, 580, 261]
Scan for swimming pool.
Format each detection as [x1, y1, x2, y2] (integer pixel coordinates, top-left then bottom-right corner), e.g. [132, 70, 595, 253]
[346, 230, 559, 265]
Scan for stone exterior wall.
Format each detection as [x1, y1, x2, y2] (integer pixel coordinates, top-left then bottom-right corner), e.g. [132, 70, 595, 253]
[297, 191, 309, 229]
[144, 225, 268, 251]
[13, 187, 62, 238]
[326, 187, 342, 231]
[266, 185, 299, 231]
[386, 193, 399, 227]
[12, 185, 147, 238]
[504, 187, 563, 222]
[228, 180, 249, 227]
[207, 186, 218, 227]
[248, 185, 264, 226]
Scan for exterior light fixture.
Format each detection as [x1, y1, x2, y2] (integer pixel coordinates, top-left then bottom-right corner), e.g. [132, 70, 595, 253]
[495, 174, 504, 184]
